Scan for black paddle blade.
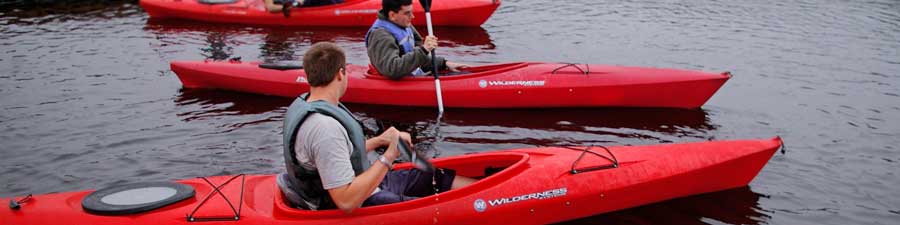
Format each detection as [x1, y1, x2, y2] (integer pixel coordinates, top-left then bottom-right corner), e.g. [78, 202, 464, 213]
[419, 0, 432, 12]
[397, 138, 434, 172]
[281, 1, 292, 18]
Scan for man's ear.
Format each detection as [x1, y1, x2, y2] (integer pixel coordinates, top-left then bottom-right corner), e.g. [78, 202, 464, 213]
[335, 69, 346, 81]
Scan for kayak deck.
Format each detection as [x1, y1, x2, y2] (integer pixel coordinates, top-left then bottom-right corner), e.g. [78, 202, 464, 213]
[1, 138, 781, 224]
[171, 60, 731, 108]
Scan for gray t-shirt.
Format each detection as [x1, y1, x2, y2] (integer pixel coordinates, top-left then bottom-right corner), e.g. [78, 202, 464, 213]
[294, 113, 355, 190]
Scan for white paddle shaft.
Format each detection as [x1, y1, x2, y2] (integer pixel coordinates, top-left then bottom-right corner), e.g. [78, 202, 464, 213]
[425, 13, 434, 36]
[425, 11, 444, 114]
[435, 79, 444, 114]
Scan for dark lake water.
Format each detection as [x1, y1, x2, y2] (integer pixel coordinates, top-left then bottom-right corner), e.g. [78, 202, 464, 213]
[2, 0, 899, 224]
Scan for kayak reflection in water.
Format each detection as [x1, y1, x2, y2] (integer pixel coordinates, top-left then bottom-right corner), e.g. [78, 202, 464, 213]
[265, 0, 345, 14]
[278, 42, 477, 213]
[365, 0, 471, 80]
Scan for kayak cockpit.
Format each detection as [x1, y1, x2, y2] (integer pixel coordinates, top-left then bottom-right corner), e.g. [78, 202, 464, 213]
[360, 62, 529, 81]
[272, 152, 530, 218]
[198, 0, 239, 5]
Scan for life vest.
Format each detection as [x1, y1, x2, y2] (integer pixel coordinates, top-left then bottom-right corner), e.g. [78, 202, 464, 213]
[282, 93, 368, 210]
[365, 18, 426, 76]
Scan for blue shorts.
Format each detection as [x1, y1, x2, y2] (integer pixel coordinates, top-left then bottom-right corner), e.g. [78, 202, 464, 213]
[363, 169, 456, 206]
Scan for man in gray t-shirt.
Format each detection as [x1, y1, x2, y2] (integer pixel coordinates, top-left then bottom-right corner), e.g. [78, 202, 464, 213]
[284, 42, 475, 213]
[294, 113, 356, 191]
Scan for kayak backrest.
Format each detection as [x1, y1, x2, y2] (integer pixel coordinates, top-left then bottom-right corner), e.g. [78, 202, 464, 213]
[198, 0, 239, 5]
[259, 62, 303, 71]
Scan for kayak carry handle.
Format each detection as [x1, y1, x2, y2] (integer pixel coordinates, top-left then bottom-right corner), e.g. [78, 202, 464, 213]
[8, 194, 32, 210]
[563, 146, 618, 174]
[551, 63, 590, 75]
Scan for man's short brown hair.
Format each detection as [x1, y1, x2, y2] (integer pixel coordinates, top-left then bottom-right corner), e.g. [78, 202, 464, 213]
[303, 42, 346, 87]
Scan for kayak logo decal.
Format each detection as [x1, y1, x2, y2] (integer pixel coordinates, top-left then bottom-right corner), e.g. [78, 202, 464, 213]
[473, 187, 567, 212]
[474, 199, 487, 212]
[334, 9, 378, 16]
[478, 79, 546, 88]
[222, 9, 247, 15]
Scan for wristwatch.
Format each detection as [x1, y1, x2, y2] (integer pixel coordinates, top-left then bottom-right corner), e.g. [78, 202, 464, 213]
[377, 155, 393, 171]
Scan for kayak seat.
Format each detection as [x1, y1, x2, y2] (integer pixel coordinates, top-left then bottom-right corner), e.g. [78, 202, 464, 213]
[260, 62, 304, 71]
[479, 166, 506, 179]
[276, 173, 309, 209]
[198, 0, 239, 4]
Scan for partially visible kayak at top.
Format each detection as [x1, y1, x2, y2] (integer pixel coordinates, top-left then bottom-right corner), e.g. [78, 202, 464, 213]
[140, 0, 502, 27]
[171, 60, 731, 109]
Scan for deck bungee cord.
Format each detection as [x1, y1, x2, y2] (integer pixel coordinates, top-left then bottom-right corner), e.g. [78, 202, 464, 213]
[186, 174, 246, 222]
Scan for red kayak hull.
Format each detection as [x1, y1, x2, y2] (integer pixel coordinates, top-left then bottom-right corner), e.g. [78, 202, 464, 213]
[140, 0, 501, 27]
[171, 60, 730, 108]
[1, 138, 781, 224]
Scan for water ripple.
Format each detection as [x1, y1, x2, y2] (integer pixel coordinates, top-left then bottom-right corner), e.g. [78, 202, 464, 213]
[1, 0, 899, 224]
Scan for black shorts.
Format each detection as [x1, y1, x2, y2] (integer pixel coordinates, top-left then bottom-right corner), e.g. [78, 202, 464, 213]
[363, 168, 456, 206]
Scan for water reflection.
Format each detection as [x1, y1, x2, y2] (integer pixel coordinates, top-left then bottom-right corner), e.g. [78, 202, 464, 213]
[0, 0, 137, 21]
[556, 187, 768, 225]
[253, 26, 369, 62]
[143, 19, 494, 62]
[174, 88, 292, 120]
[259, 29, 299, 62]
[430, 26, 495, 49]
[171, 88, 717, 152]
[359, 106, 713, 133]
[202, 30, 235, 61]
[349, 104, 717, 154]
[173, 89, 291, 133]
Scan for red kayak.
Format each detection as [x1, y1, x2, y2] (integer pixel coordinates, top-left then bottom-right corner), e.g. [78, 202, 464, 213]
[171, 60, 731, 108]
[1, 138, 781, 224]
[140, 0, 501, 27]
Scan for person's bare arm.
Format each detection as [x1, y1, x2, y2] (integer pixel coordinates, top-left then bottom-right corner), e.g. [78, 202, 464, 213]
[264, 0, 282, 12]
[326, 159, 392, 213]
[329, 128, 408, 213]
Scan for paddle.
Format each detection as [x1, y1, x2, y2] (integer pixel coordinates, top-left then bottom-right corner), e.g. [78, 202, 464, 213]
[373, 121, 434, 172]
[397, 136, 435, 172]
[281, 0, 300, 18]
[419, 0, 445, 114]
